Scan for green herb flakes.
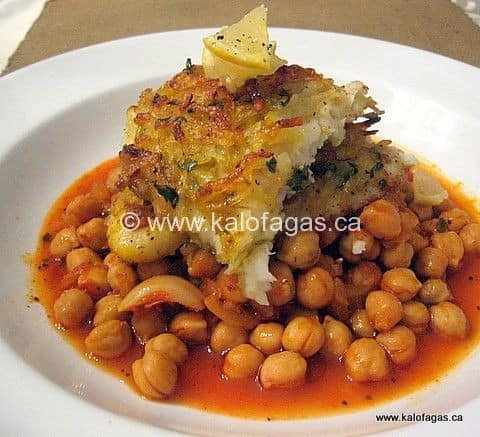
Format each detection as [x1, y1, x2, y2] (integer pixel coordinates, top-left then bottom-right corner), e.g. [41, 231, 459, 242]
[288, 167, 309, 192]
[266, 157, 277, 173]
[155, 185, 179, 208]
[437, 217, 448, 233]
[184, 58, 193, 74]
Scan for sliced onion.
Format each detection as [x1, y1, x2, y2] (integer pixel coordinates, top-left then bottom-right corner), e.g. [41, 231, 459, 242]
[204, 294, 258, 329]
[118, 275, 205, 312]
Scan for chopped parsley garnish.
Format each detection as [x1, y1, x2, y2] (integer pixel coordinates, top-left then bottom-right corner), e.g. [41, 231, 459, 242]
[311, 161, 337, 178]
[178, 159, 198, 172]
[155, 185, 179, 208]
[371, 148, 382, 161]
[437, 217, 448, 232]
[288, 167, 309, 192]
[336, 162, 358, 188]
[379, 178, 388, 190]
[266, 157, 277, 173]
[366, 161, 384, 178]
[184, 58, 193, 74]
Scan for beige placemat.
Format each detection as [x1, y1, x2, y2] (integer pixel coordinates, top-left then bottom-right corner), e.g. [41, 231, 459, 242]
[4, 0, 480, 75]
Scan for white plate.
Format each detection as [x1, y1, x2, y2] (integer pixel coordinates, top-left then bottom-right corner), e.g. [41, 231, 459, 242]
[0, 29, 479, 437]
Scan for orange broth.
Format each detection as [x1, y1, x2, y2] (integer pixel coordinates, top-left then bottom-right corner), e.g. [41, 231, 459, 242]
[31, 157, 480, 420]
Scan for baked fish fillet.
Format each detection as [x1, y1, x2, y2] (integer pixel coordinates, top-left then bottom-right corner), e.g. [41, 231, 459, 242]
[109, 64, 378, 304]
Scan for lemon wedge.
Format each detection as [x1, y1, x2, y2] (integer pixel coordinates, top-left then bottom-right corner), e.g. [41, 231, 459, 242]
[202, 5, 286, 91]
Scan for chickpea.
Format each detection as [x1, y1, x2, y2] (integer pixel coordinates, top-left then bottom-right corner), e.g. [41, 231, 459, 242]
[137, 259, 170, 281]
[223, 344, 265, 379]
[267, 260, 295, 306]
[380, 268, 422, 302]
[360, 199, 402, 240]
[107, 261, 138, 297]
[365, 290, 403, 332]
[65, 247, 101, 272]
[430, 302, 468, 339]
[414, 247, 449, 279]
[362, 240, 382, 261]
[103, 252, 123, 268]
[282, 316, 324, 357]
[408, 202, 432, 221]
[439, 208, 471, 232]
[53, 288, 93, 328]
[376, 325, 417, 366]
[343, 338, 389, 382]
[259, 351, 307, 389]
[277, 231, 320, 269]
[185, 248, 221, 278]
[401, 301, 429, 334]
[85, 320, 132, 359]
[338, 229, 375, 264]
[131, 309, 166, 344]
[249, 322, 284, 355]
[315, 254, 343, 278]
[78, 264, 111, 299]
[169, 311, 208, 344]
[384, 209, 419, 248]
[408, 232, 429, 253]
[93, 294, 127, 326]
[49, 227, 80, 258]
[145, 333, 188, 365]
[433, 198, 456, 215]
[76, 218, 108, 251]
[420, 219, 439, 236]
[418, 279, 451, 304]
[398, 209, 420, 242]
[459, 223, 480, 256]
[318, 227, 340, 248]
[326, 277, 349, 322]
[210, 321, 248, 353]
[106, 167, 121, 193]
[142, 349, 178, 396]
[286, 307, 319, 323]
[350, 309, 375, 338]
[215, 269, 247, 304]
[381, 242, 414, 269]
[431, 231, 464, 269]
[296, 267, 334, 309]
[132, 359, 164, 399]
[323, 316, 352, 357]
[64, 191, 106, 227]
[345, 281, 370, 314]
[346, 261, 382, 294]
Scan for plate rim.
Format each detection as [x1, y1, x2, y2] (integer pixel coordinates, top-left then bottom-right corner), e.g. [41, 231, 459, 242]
[2, 27, 479, 83]
[0, 28, 479, 436]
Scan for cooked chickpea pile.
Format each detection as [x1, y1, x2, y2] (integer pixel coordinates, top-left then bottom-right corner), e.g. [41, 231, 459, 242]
[43, 166, 480, 400]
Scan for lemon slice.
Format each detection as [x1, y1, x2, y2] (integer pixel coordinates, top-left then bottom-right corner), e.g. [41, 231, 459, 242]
[202, 5, 286, 91]
[204, 6, 274, 69]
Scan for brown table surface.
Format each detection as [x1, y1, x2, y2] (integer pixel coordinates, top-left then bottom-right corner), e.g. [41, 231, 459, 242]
[4, 0, 480, 75]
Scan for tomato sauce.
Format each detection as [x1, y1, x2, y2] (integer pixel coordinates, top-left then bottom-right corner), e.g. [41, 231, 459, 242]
[30, 158, 480, 419]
